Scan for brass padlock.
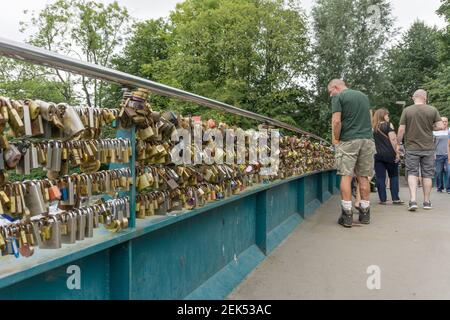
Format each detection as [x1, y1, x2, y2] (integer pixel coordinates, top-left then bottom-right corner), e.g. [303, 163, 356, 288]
[59, 104, 85, 139]
[139, 125, 155, 140]
[4, 145, 22, 169]
[7, 104, 25, 136]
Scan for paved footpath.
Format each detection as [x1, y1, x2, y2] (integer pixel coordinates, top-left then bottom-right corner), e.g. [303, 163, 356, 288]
[228, 186, 450, 299]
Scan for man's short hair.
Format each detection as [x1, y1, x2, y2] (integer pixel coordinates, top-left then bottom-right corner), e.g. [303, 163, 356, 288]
[328, 79, 346, 89]
[413, 89, 427, 101]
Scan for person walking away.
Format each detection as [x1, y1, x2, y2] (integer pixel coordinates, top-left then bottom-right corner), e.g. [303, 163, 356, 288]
[386, 122, 396, 189]
[329, 79, 375, 228]
[397, 89, 444, 211]
[433, 117, 449, 193]
[372, 108, 404, 205]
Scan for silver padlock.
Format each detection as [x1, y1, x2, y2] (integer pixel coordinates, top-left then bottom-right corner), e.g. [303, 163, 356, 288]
[51, 141, 62, 172]
[22, 103, 33, 137]
[61, 212, 77, 244]
[76, 210, 86, 241]
[24, 181, 47, 216]
[59, 104, 85, 139]
[46, 141, 53, 170]
[85, 208, 94, 238]
[39, 218, 62, 249]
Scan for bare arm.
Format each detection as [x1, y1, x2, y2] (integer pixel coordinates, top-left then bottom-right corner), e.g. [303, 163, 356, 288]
[448, 138, 450, 163]
[434, 121, 444, 131]
[397, 125, 406, 145]
[388, 132, 399, 153]
[332, 112, 342, 145]
[389, 131, 400, 161]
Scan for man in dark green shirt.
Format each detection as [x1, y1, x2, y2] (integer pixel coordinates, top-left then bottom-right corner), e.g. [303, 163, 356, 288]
[329, 79, 375, 228]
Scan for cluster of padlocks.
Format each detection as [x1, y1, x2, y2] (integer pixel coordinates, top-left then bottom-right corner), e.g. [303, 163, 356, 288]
[0, 89, 334, 258]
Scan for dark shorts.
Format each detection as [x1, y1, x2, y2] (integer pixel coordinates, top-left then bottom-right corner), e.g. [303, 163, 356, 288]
[405, 150, 435, 178]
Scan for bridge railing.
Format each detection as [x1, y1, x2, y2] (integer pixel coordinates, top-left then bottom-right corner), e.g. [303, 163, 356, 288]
[0, 38, 337, 300]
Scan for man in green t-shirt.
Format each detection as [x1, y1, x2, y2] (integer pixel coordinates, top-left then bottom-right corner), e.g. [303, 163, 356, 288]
[329, 79, 375, 228]
[397, 89, 444, 211]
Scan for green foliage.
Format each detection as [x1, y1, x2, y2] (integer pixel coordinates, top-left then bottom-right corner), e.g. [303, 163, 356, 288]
[424, 0, 450, 116]
[311, 0, 395, 136]
[378, 21, 441, 124]
[114, 0, 311, 128]
[0, 57, 75, 103]
[20, 0, 131, 107]
[437, 0, 450, 63]
[9, 168, 47, 181]
[426, 65, 450, 115]
[0, 0, 447, 141]
[112, 19, 170, 78]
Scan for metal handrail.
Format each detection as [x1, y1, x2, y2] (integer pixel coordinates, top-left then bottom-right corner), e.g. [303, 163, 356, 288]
[0, 37, 329, 144]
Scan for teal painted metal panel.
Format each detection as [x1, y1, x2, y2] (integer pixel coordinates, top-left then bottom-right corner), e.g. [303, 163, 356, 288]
[129, 196, 257, 299]
[329, 171, 337, 194]
[305, 199, 322, 217]
[0, 250, 110, 300]
[110, 242, 133, 300]
[0, 171, 337, 300]
[266, 181, 298, 232]
[185, 245, 265, 300]
[318, 172, 330, 202]
[255, 191, 268, 254]
[304, 174, 321, 217]
[336, 174, 341, 190]
[320, 172, 332, 202]
[297, 178, 306, 218]
[266, 214, 302, 254]
[304, 175, 319, 204]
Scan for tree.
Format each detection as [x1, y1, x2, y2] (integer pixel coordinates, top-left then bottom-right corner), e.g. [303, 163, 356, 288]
[113, 19, 171, 79]
[110, 18, 172, 110]
[425, 0, 450, 115]
[437, 0, 450, 63]
[426, 65, 450, 115]
[311, 0, 394, 137]
[116, 0, 311, 128]
[21, 0, 131, 106]
[0, 57, 73, 103]
[379, 21, 441, 124]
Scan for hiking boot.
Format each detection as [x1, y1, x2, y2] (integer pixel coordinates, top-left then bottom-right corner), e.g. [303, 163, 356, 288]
[357, 206, 370, 224]
[423, 201, 432, 210]
[408, 201, 418, 211]
[338, 207, 353, 228]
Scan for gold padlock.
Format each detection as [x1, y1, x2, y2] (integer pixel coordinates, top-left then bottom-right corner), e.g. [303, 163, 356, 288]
[0, 104, 9, 123]
[138, 125, 154, 140]
[0, 134, 10, 149]
[0, 190, 10, 205]
[25, 100, 40, 120]
[138, 173, 150, 192]
[41, 225, 52, 241]
[102, 110, 116, 124]
[8, 106, 25, 136]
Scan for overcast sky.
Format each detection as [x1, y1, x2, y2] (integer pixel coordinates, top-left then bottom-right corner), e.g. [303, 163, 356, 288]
[1, 0, 446, 42]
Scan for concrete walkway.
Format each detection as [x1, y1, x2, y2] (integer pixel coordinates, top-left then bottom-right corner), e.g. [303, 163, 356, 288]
[228, 186, 450, 300]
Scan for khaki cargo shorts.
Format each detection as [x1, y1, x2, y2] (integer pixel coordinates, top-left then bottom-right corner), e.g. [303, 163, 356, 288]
[335, 139, 375, 177]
